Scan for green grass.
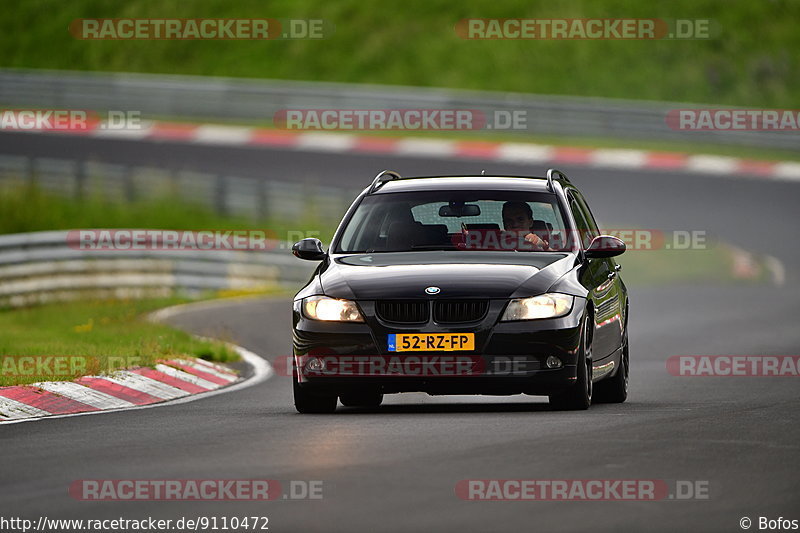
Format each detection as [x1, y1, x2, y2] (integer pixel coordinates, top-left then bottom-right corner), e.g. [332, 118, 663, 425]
[0, 0, 798, 108]
[0, 182, 336, 242]
[0, 297, 238, 387]
[621, 245, 735, 287]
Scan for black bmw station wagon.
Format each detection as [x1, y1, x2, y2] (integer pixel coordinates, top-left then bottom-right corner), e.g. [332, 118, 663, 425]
[291, 169, 629, 413]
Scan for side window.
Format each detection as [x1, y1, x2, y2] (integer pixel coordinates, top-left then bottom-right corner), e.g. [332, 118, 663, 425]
[567, 193, 593, 249]
[573, 192, 600, 239]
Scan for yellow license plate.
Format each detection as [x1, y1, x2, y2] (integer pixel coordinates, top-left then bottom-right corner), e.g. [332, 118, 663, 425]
[388, 333, 475, 352]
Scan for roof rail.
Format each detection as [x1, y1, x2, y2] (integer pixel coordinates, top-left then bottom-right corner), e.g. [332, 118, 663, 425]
[369, 170, 402, 193]
[367, 170, 568, 193]
[546, 168, 570, 192]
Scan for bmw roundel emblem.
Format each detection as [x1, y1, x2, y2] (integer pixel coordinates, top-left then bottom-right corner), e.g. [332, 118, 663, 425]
[425, 286, 441, 295]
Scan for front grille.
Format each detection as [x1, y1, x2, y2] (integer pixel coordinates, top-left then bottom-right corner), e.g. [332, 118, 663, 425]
[434, 300, 488, 324]
[376, 300, 429, 323]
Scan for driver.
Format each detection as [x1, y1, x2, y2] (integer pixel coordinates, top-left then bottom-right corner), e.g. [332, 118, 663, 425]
[501, 201, 548, 249]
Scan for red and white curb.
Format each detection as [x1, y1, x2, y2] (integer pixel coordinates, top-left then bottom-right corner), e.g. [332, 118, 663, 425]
[8, 120, 800, 182]
[0, 348, 271, 425]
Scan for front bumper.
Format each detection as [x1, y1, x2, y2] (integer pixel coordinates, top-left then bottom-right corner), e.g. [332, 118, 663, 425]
[292, 297, 585, 396]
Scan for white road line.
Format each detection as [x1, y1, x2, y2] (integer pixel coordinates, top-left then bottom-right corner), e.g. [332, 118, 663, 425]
[33, 381, 136, 409]
[146, 295, 271, 322]
[154, 363, 220, 390]
[0, 396, 51, 419]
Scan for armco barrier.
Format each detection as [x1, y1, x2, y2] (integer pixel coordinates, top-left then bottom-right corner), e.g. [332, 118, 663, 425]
[0, 230, 316, 307]
[0, 154, 358, 223]
[1, 68, 796, 150]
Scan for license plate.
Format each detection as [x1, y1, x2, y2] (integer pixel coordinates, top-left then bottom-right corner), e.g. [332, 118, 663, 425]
[388, 333, 475, 352]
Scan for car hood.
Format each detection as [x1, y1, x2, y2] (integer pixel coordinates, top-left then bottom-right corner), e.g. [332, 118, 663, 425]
[319, 251, 575, 300]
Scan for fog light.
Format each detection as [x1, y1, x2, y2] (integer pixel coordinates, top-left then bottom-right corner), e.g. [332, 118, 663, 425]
[546, 356, 563, 369]
[305, 357, 326, 372]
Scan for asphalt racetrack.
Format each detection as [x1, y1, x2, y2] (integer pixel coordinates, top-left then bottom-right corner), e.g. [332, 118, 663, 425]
[1, 132, 799, 532]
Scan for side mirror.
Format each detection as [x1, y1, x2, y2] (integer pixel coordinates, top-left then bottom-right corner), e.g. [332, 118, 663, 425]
[292, 238, 326, 261]
[585, 235, 626, 258]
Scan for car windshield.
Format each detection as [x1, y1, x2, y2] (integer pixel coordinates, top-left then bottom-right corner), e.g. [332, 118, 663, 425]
[335, 190, 573, 253]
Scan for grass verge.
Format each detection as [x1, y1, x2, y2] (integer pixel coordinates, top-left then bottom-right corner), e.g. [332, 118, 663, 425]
[0, 297, 239, 387]
[0, 182, 336, 242]
[1, 0, 798, 108]
[616, 240, 774, 287]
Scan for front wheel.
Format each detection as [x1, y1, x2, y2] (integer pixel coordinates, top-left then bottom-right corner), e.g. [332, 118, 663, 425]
[593, 333, 628, 404]
[293, 377, 337, 414]
[339, 391, 384, 408]
[549, 314, 593, 411]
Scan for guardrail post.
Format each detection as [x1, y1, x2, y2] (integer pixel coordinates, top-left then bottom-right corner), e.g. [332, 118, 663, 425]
[257, 179, 268, 221]
[75, 160, 86, 200]
[26, 156, 36, 185]
[123, 165, 135, 202]
[215, 175, 228, 216]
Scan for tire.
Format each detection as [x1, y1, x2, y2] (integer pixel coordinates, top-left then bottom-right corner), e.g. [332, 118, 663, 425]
[293, 376, 337, 414]
[549, 314, 593, 411]
[593, 333, 628, 404]
[339, 391, 384, 408]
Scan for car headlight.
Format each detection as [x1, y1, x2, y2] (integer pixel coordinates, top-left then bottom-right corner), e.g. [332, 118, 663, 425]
[501, 293, 574, 321]
[302, 295, 364, 322]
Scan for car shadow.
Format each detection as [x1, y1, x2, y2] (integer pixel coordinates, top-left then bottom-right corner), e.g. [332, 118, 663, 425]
[336, 401, 557, 414]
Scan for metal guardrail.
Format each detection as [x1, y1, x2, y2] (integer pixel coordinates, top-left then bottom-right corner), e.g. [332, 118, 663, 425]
[0, 230, 316, 307]
[1, 68, 796, 150]
[0, 154, 357, 224]
[0, 149, 344, 308]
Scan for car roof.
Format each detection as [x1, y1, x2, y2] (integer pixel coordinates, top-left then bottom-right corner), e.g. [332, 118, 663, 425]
[372, 176, 555, 194]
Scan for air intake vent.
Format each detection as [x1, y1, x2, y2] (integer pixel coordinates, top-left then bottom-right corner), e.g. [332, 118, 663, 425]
[376, 301, 429, 323]
[434, 300, 488, 323]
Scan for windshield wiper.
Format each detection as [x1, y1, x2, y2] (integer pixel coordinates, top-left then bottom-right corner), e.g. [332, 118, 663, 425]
[409, 245, 457, 251]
